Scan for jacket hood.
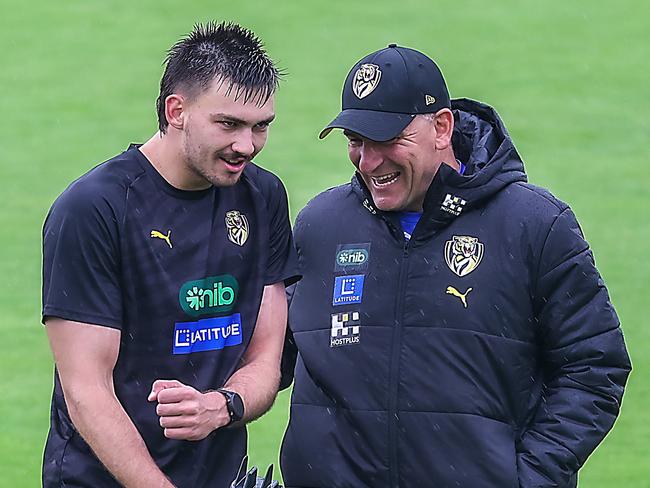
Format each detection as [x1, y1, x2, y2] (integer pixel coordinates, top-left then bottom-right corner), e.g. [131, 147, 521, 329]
[352, 98, 527, 236]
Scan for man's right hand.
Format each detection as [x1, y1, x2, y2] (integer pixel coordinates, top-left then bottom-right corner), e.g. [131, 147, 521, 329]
[149, 379, 231, 440]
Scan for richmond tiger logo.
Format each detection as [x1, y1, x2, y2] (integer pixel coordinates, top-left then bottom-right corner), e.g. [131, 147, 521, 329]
[444, 236, 484, 277]
[225, 210, 249, 247]
[352, 64, 382, 99]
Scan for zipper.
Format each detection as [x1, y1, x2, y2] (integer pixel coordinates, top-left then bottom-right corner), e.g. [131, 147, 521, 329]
[388, 238, 410, 488]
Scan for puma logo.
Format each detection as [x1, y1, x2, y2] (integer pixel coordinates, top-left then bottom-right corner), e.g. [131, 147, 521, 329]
[150, 230, 172, 249]
[446, 286, 472, 308]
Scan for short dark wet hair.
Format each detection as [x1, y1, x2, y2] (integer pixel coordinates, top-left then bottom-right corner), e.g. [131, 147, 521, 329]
[156, 21, 280, 133]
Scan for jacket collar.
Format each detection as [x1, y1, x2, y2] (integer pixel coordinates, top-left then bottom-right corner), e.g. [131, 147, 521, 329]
[350, 98, 528, 242]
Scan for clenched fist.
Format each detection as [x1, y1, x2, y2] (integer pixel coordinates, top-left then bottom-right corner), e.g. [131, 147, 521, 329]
[147, 379, 230, 441]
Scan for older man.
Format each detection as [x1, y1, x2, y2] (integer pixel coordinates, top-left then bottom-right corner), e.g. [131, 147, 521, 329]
[280, 44, 630, 488]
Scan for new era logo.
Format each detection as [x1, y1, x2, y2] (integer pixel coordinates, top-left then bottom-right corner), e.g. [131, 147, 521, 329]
[441, 193, 467, 216]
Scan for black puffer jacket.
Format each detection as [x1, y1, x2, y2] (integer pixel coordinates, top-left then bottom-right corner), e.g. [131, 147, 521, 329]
[281, 99, 631, 488]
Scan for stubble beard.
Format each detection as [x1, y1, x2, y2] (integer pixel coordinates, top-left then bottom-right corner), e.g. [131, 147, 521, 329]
[188, 155, 240, 188]
[182, 137, 241, 189]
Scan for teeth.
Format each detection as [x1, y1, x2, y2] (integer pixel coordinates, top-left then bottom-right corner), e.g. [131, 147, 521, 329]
[223, 158, 245, 165]
[372, 172, 399, 186]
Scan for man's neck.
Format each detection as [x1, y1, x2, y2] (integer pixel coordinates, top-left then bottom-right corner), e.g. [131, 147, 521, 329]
[441, 147, 460, 172]
[139, 132, 211, 191]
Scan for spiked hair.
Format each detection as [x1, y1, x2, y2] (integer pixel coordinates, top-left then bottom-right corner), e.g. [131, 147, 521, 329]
[156, 21, 280, 133]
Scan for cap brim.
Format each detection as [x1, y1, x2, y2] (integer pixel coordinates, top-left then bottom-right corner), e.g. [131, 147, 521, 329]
[319, 109, 415, 142]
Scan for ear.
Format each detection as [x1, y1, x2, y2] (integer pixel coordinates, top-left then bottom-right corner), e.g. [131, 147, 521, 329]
[164, 94, 185, 131]
[433, 108, 454, 150]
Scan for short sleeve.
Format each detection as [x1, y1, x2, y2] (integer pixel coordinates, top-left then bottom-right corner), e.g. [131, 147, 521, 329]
[264, 178, 300, 287]
[42, 183, 123, 329]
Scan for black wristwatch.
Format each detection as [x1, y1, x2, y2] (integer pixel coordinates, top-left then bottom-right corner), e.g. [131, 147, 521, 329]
[217, 388, 245, 425]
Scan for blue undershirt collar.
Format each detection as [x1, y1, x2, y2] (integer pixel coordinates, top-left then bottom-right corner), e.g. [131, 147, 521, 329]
[398, 159, 465, 240]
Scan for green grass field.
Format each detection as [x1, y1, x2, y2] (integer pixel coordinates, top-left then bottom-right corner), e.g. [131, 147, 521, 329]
[1, 0, 648, 486]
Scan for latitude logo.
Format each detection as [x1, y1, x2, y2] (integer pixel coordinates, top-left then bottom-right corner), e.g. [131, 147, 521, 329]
[179, 275, 239, 317]
[173, 313, 243, 355]
[332, 275, 365, 306]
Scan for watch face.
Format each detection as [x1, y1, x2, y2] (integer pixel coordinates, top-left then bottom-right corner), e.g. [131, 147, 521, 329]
[220, 389, 244, 422]
[230, 392, 244, 421]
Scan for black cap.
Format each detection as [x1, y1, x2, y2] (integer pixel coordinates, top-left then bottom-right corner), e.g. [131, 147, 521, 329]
[320, 44, 450, 142]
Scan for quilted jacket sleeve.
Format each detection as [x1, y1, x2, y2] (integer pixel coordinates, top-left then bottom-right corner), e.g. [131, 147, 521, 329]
[279, 283, 298, 390]
[517, 207, 631, 487]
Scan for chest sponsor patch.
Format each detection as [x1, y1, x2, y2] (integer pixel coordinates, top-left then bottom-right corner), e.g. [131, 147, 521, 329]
[173, 313, 243, 355]
[179, 275, 239, 317]
[330, 311, 360, 347]
[332, 275, 365, 306]
[334, 243, 371, 272]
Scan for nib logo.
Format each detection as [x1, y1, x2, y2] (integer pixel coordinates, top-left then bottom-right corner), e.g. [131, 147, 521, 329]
[179, 275, 239, 317]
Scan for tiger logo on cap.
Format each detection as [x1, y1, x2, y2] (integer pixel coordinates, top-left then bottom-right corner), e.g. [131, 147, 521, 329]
[352, 64, 382, 99]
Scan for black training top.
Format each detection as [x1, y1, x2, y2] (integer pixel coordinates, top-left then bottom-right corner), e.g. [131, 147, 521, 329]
[42, 145, 299, 487]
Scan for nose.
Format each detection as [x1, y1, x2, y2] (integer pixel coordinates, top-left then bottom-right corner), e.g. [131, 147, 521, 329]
[231, 129, 255, 157]
[358, 142, 383, 173]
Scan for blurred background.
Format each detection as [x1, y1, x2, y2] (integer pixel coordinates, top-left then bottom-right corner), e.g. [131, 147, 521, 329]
[0, 0, 648, 485]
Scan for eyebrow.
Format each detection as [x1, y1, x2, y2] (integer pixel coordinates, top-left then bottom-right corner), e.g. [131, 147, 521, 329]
[210, 113, 276, 126]
[343, 130, 399, 143]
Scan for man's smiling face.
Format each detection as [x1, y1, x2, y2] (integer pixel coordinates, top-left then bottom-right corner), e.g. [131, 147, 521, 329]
[345, 114, 444, 212]
[180, 78, 275, 188]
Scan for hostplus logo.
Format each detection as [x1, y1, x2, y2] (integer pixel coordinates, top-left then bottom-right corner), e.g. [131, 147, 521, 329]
[179, 275, 238, 317]
[441, 193, 467, 216]
[330, 311, 361, 347]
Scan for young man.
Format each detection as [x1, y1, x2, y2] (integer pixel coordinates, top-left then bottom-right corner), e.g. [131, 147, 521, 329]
[42, 22, 299, 487]
[280, 45, 631, 487]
